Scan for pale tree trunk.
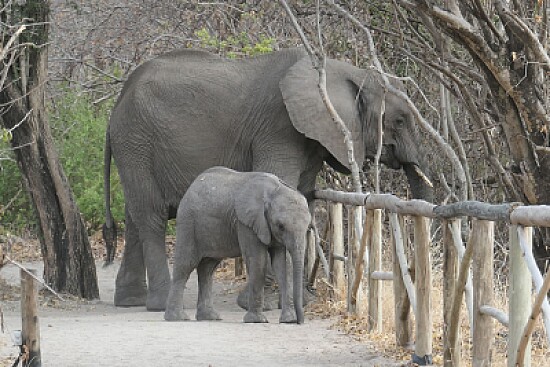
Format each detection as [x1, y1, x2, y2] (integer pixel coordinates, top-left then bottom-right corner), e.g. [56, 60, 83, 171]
[0, 0, 98, 298]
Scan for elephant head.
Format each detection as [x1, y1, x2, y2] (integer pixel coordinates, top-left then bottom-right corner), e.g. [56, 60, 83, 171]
[280, 56, 433, 201]
[235, 175, 311, 324]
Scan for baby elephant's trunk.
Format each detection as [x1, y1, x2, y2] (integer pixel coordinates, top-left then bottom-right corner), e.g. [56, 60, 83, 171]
[291, 243, 305, 324]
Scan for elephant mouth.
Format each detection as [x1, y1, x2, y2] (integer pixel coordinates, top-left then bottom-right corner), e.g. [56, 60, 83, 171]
[379, 148, 432, 188]
[379, 145, 404, 170]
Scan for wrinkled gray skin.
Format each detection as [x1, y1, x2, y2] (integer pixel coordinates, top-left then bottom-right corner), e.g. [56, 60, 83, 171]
[164, 167, 310, 324]
[104, 47, 433, 311]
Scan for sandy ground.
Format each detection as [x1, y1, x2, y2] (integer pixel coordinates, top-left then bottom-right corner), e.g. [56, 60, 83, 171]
[0, 261, 400, 367]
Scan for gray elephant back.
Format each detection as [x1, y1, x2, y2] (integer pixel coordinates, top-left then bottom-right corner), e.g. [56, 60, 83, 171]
[109, 49, 309, 214]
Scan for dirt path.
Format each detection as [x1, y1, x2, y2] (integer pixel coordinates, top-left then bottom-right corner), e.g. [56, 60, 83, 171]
[1, 261, 399, 366]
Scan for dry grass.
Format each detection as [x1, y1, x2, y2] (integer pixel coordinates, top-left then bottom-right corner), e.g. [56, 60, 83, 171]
[305, 269, 550, 367]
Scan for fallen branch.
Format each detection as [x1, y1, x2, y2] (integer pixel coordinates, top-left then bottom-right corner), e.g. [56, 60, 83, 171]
[479, 305, 509, 327]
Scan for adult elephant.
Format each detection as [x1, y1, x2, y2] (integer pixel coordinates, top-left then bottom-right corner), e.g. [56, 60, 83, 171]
[104, 47, 433, 310]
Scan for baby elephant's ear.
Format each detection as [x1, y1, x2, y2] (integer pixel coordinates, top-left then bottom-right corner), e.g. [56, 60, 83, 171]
[235, 177, 273, 245]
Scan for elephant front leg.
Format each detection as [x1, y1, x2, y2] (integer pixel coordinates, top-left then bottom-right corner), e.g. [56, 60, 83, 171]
[271, 246, 297, 323]
[115, 209, 147, 307]
[243, 246, 269, 323]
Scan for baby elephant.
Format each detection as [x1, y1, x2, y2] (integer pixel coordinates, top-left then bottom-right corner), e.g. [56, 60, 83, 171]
[164, 167, 311, 324]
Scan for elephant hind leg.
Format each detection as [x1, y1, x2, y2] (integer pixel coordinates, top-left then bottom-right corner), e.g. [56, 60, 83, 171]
[196, 258, 222, 321]
[115, 208, 146, 307]
[127, 182, 170, 311]
[164, 250, 198, 321]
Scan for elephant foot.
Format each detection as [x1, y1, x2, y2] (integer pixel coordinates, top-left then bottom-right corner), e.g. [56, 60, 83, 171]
[114, 288, 147, 307]
[238, 284, 316, 311]
[237, 285, 278, 311]
[196, 308, 222, 321]
[243, 311, 269, 323]
[146, 286, 170, 311]
[164, 308, 190, 322]
[279, 309, 297, 324]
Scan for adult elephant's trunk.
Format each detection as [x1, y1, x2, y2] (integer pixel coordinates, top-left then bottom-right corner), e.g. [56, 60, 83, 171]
[291, 243, 306, 324]
[403, 163, 434, 202]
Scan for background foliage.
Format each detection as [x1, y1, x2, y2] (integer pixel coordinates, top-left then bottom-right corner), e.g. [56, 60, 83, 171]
[0, 89, 124, 234]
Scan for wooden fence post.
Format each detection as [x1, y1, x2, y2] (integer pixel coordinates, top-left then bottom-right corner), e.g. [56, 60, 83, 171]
[306, 228, 316, 282]
[347, 206, 362, 314]
[368, 209, 383, 332]
[514, 225, 550, 340]
[413, 216, 433, 365]
[472, 219, 495, 367]
[516, 267, 550, 366]
[449, 220, 474, 331]
[21, 269, 41, 367]
[329, 202, 345, 298]
[234, 257, 244, 277]
[351, 208, 371, 316]
[443, 219, 460, 367]
[508, 225, 532, 367]
[390, 213, 412, 347]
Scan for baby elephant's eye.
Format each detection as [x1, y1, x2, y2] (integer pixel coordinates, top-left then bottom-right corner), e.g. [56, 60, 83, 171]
[278, 223, 285, 231]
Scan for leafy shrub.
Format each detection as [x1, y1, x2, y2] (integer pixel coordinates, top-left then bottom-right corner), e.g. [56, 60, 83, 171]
[50, 89, 124, 231]
[195, 27, 275, 58]
[0, 158, 35, 235]
[0, 89, 125, 235]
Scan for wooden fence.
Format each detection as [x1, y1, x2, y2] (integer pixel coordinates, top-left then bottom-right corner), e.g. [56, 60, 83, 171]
[309, 189, 550, 367]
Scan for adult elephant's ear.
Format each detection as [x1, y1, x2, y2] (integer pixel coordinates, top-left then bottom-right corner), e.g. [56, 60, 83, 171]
[280, 57, 366, 172]
[235, 176, 274, 245]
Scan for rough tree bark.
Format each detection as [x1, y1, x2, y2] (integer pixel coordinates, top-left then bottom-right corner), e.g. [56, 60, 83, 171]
[0, 0, 98, 298]
[397, 0, 550, 271]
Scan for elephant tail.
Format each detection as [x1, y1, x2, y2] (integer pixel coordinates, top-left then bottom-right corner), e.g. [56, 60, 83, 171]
[103, 129, 117, 265]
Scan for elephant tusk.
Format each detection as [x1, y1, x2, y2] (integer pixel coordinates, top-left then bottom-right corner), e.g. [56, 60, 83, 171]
[414, 165, 434, 188]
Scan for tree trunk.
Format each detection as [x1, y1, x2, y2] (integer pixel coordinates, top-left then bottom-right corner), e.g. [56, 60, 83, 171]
[0, 0, 98, 299]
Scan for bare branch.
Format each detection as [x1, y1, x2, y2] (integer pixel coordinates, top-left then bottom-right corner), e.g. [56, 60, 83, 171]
[495, 0, 550, 71]
[0, 24, 26, 61]
[330, 1, 467, 200]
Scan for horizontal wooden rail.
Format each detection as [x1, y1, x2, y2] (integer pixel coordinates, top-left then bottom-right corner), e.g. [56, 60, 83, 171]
[314, 190, 435, 217]
[371, 271, 393, 280]
[314, 190, 550, 227]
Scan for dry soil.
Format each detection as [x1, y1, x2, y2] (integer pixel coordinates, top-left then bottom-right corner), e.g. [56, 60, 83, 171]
[0, 261, 400, 367]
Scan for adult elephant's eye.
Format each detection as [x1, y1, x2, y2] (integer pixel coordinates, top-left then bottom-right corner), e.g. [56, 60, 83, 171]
[278, 223, 285, 231]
